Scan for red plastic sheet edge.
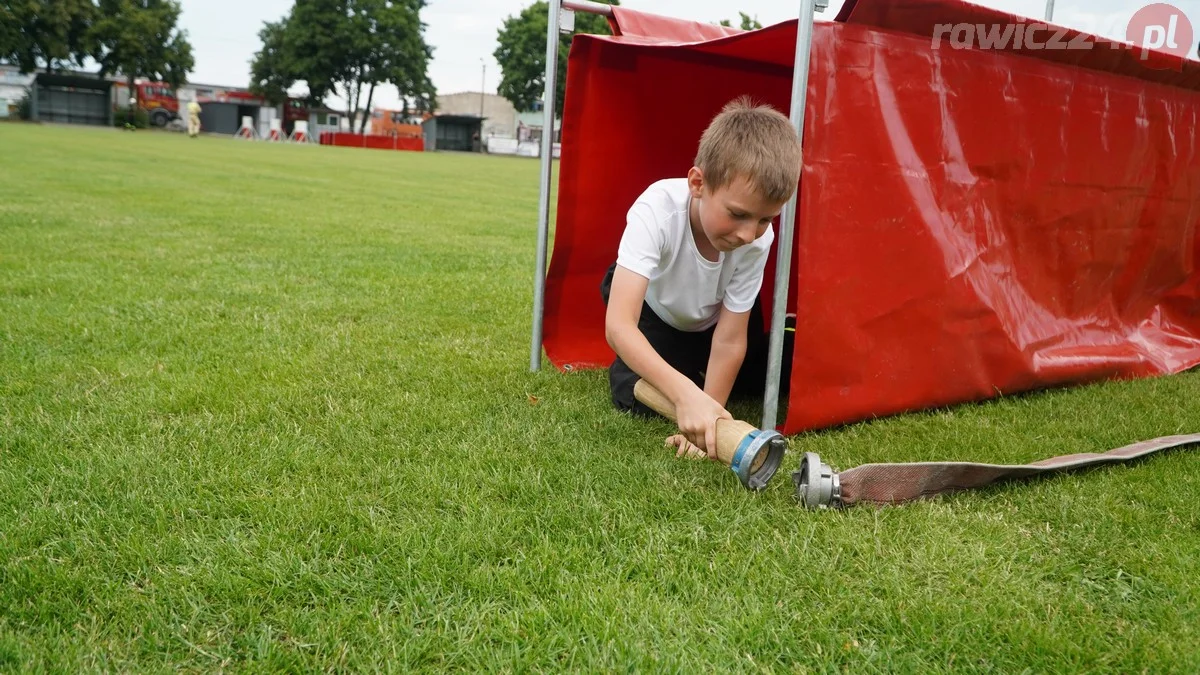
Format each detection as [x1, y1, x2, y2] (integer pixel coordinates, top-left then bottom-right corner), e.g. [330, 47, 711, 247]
[836, 0, 1200, 89]
[607, 6, 744, 44]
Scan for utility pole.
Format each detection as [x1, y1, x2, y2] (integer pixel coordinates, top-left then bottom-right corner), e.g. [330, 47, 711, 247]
[480, 59, 486, 118]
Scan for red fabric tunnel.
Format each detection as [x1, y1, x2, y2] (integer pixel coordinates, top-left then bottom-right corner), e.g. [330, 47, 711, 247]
[542, 0, 1200, 435]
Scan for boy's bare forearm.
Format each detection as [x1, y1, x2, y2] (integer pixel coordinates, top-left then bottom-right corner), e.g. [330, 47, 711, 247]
[703, 306, 750, 407]
[704, 336, 746, 407]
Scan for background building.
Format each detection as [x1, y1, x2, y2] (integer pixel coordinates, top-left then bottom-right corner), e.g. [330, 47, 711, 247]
[422, 114, 484, 152]
[436, 92, 516, 139]
[29, 72, 114, 126]
[0, 65, 34, 117]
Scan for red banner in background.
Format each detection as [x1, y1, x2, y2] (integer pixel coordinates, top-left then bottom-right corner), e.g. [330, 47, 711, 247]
[319, 132, 424, 152]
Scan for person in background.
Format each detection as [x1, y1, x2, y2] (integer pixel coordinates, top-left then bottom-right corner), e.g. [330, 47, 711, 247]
[187, 100, 202, 137]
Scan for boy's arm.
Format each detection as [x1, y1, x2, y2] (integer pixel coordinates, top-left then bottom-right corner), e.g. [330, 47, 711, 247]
[605, 265, 731, 454]
[707, 230, 772, 406]
[704, 305, 751, 407]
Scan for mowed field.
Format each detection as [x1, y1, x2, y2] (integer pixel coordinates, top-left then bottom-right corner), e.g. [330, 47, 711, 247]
[2, 123, 1200, 671]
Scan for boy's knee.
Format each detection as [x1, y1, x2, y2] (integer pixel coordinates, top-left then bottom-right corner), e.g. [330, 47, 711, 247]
[608, 358, 658, 418]
[608, 357, 637, 407]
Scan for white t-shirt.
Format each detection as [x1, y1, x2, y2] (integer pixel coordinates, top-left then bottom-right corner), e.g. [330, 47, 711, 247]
[616, 178, 774, 332]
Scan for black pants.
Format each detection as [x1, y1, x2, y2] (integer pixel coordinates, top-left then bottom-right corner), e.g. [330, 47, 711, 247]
[600, 263, 786, 418]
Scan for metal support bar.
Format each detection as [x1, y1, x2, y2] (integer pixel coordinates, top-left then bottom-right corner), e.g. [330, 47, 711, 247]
[563, 0, 613, 16]
[761, 0, 819, 431]
[1044, 0, 1055, 21]
[530, 0, 564, 371]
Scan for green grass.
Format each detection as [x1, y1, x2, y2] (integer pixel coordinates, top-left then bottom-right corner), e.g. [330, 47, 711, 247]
[2, 123, 1199, 672]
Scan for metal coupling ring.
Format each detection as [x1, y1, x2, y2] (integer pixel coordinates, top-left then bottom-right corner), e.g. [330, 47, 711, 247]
[730, 429, 787, 491]
[793, 452, 842, 509]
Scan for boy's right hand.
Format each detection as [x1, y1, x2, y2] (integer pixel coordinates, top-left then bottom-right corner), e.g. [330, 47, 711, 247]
[673, 386, 732, 458]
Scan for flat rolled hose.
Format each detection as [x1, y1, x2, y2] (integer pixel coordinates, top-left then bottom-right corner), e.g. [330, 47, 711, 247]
[796, 433, 1200, 508]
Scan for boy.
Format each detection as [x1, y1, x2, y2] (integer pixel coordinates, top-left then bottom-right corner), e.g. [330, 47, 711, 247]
[601, 97, 802, 459]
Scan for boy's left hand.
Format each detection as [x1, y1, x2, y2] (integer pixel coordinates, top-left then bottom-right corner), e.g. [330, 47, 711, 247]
[666, 434, 709, 460]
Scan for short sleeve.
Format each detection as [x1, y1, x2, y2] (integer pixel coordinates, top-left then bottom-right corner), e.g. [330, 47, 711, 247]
[615, 201, 664, 280]
[722, 227, 774, 313]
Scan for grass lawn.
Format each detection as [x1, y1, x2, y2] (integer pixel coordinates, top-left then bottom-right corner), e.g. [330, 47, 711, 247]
[2, 122, 1200, 672]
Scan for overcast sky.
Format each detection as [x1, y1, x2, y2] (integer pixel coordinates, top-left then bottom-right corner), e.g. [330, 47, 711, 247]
[178, 0, 1200, 109]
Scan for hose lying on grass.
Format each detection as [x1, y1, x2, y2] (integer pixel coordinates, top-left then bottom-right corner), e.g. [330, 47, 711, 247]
[795, 433, 1200, 509]
[633, 379, 1200, 509]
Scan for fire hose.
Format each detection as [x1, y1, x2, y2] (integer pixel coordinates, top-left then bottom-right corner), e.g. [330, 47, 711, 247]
[632, 380, 1200, 508]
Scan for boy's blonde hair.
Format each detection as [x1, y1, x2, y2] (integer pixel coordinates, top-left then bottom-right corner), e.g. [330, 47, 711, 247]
[694, 97, 802, 203]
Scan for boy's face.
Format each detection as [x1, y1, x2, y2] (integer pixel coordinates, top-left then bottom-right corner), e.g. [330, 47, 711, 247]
[688, 168, 788, 254]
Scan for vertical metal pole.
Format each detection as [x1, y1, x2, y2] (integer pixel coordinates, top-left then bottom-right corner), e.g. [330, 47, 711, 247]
[1044, 0, 1055, 22]
[530, 1, 563, 371]
[762, 0, 818, 430]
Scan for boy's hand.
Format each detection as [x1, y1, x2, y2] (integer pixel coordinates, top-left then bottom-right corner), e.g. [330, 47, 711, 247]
[673, 386, 732, 458]
[666, 434, 708, 460]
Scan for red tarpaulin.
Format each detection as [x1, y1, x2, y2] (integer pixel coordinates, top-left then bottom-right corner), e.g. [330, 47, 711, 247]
[542, 1, 1200, 435]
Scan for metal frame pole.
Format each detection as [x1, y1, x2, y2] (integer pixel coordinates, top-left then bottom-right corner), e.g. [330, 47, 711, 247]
[1044, 0, 1055, 22]
[762, 0, 819, 430]
[530, 1, 564, 371]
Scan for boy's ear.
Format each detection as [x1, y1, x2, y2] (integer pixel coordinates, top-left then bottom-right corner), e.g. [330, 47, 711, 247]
[687, 166, 704, 198]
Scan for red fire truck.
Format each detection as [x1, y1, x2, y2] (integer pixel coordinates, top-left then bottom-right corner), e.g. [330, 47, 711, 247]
[112, 80, 181, 127]
[282, 97, 310, 135]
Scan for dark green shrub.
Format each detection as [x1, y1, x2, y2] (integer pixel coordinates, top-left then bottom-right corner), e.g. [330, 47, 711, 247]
[16, 88, 31, 120]
[113, 106, 149, 129]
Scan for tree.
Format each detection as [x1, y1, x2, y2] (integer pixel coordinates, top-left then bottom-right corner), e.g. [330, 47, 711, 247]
[248, 0, 436, 134]
[493, 0, 617, 114]
[0, 0, 99, 73]
[719, 12, 763, 30]
[91, 0, 194, 101]
[248, 19, 293, 106]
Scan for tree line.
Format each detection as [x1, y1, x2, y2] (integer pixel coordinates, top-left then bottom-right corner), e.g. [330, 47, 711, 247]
[4, 0, 760, 133]
[1, 0, 193, 101]
[248, 0, 435, 135]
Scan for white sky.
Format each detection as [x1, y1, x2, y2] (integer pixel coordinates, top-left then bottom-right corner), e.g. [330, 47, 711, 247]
[177, 0, 1200, 110]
